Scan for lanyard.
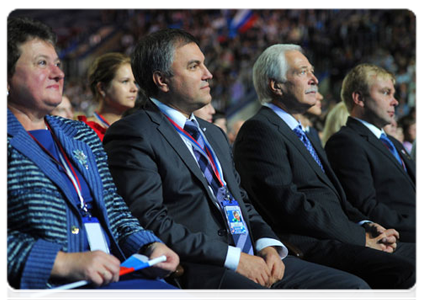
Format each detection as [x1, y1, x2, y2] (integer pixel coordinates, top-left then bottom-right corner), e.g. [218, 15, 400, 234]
[27, 123, 90, 216]
[94, 112, 110, 128]
[165, 116, 225, 187]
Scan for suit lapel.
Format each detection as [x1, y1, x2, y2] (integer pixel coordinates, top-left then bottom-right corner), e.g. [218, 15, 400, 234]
[201, 123, 229, 176]
[263, 107, 339, 193]
[146, 106, 215, 199]
[386, 131, 416, 182]
[146, 104, 256, 240]
[347, 118, 413, 179]
[202, 121, 254, 233]
[8, 111, 80, 213]
[309, 135, 349, 198]
[46, 115, 107, 215]
[347, 117, 420, 194]
[398, 147, 416, 182]
[202, 122, 234, 191]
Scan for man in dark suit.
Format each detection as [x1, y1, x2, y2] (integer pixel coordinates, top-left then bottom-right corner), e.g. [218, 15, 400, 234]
[233, 44, 415, 289]
[325, 64, 415, 242]
[103, 29, 370, 289]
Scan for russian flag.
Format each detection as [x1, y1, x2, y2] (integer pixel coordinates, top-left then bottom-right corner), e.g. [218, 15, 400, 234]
[120, 254, 167, 276]
[229, 10, 258, 38]
[47, 254, 167, 291]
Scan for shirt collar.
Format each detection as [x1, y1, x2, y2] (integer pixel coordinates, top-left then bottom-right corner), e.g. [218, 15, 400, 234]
[264, 103, 303, 130]
[353, 117, 385, 138]
[150, 97, 198, 128]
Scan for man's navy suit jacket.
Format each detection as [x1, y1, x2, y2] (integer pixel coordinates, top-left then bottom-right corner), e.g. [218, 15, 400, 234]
[233, 106, 369, 254]
[104, 101, 279, 270]
[325, 117, 415, 242]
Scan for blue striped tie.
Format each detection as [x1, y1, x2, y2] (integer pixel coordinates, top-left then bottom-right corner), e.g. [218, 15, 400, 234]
[294, 125, 325, 172]
[184, 120, 220, 195]
[184, 120, 254, 255]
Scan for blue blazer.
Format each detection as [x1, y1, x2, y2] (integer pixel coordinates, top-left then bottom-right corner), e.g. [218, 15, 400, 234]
[7, 109, 161, 289]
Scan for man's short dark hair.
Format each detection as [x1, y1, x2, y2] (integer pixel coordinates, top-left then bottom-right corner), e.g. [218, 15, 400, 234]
[131, 28, 199, 98]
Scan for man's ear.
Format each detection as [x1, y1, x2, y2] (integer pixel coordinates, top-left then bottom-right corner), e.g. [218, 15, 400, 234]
[153, 71, 169, 93]
[352, 91, 365, 107]
[269, 79, 283, 96]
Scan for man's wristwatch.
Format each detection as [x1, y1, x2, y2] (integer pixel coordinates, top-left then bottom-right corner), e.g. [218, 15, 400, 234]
[139, 242, 156, 255]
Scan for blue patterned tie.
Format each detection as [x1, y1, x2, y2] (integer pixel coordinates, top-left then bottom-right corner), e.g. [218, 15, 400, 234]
[184, 120, 254, 255]
[184, 120, 220, 195]
[294, 125, 325, 172]
[380, 133, 404, 167]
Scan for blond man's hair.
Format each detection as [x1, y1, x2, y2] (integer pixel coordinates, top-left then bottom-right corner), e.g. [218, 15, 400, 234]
[341, 63, 395, 112]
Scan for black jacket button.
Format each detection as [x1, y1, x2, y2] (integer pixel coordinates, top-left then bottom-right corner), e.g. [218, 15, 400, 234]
[218, 229, 227, 236]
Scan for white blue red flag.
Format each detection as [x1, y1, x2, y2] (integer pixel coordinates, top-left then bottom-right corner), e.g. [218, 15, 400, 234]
[120, 254, 167, 276]
[48, 254, 167, 291]
[229, 10, 258, 37]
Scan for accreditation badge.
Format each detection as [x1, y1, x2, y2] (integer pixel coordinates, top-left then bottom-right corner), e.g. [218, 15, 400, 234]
[83, 216, 110, 253]
[217, 186, 247, 235]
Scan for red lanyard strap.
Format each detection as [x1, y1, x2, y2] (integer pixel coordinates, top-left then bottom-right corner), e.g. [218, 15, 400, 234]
[28, 123, 89, 214]
[165, 116, 225, 186]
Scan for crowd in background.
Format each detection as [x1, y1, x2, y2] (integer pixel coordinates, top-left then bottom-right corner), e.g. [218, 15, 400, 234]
[7, 10, 417, 291]
[9, 8, 416, 151]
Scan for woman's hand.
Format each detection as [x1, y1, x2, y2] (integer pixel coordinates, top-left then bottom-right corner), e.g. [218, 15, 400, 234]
[51, 250, 121, 287]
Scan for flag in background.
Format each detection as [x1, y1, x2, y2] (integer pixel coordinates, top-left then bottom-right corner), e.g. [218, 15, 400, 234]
[229, 10, 258, 38]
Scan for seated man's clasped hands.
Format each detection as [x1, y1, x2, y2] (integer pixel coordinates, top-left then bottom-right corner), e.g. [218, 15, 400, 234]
[325, 64, 416, 243]
[233, 44, 415, 289]
[104, 28, 371, 290]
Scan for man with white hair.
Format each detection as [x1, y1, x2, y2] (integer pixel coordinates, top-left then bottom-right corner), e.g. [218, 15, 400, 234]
[233, 44, 415, 289]
[104, 30, 372, 289]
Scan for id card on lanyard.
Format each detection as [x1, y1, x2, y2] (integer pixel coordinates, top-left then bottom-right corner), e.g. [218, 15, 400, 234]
[83, 217, 110, 253]
[29, 123, 110, 254]
[215, 178, 248, 236]
[165, 114, 249, 236]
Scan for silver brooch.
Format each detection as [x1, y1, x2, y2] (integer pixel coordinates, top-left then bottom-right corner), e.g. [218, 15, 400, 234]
[73, 150, 88, 170]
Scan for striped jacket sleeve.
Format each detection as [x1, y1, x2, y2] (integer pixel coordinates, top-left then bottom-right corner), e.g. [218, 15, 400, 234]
[7, 116, 161, 289]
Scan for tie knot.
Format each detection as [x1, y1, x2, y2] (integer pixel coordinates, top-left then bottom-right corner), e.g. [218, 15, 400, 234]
[380, 133, 397, 152]
[380, 133, 393, 145]
[293, 125, 306, 139]
[184, 120, 201, 141]
[293, 124, 325, 172]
